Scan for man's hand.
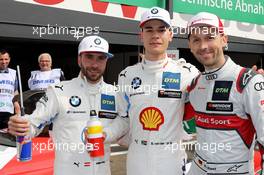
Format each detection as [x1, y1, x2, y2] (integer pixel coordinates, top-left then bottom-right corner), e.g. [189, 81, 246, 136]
[8, 102, 30, 136]
[252, 65, 264, 75]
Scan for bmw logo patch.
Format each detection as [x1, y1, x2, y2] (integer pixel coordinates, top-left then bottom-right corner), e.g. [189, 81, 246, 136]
[151, 8, 158, 14]
[131, 77, 142, 89]
[94, 38, 101, 45]
[69, 96, 81, 107]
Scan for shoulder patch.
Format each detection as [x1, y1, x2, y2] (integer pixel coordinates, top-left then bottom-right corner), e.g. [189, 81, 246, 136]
[236, 68, 257, 93]
[187, 73, 201, 92]
[119, 70, 127, 78]
[182, 64, 192, 72]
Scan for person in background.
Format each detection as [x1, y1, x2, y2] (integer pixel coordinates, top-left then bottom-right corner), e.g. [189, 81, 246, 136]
[0, 49, 18, 129]
[27, 53, 65, 137]
[28, 53, 65, 90]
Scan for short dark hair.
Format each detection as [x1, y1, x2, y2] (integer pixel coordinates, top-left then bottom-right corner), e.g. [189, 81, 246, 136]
[0, 49, 9, 55]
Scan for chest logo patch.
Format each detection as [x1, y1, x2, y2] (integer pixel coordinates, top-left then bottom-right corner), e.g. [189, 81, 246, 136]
[139, 107, 164, 131]
[131, 77, 142, 89]
[101, 94, 116, 111]
[212, 81, 233, 101]
[162, 72, 181, 90]
[69, 96, 81, 107]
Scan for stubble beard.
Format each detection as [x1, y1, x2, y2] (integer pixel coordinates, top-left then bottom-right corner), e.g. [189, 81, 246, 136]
[80, 66, 104, 83]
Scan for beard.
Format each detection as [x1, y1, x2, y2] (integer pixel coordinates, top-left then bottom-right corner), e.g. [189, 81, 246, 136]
[80, 65, 104, 83]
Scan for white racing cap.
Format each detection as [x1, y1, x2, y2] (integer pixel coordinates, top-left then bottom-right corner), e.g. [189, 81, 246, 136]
[78, 35, 113, 58]
[187, 12, 224, 35]
[140, 7, 171, 28]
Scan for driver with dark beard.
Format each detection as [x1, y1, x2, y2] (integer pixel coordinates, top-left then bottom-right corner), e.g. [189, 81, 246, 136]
[8, 36, 126, 175]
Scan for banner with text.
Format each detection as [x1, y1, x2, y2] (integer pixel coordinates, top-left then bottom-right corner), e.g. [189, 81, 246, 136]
[100, 0, 264, 25]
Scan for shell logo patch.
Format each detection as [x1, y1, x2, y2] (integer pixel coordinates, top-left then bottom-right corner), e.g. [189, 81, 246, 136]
[139, 107, 164, 131]
[33, 0, 64, 5]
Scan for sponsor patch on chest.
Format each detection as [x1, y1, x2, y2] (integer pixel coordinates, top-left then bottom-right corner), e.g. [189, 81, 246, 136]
[162, 72, 181, 90]
[206, 102, 233, 112]
[101, 94, 116, 111]
[212, 81, 233, 101]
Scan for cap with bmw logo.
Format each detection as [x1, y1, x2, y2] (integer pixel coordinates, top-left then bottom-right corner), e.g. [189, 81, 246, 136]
[140, 7, 171, 28]
[78, 35, 114, 59]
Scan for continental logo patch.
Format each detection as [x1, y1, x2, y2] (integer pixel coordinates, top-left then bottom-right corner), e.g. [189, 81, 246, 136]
[206, 102, 233, 112]
[101, 94, 115, 111]
[212, 81, 233, 101]
[139, 107, 164, 131]
[162, 72, 181, 90]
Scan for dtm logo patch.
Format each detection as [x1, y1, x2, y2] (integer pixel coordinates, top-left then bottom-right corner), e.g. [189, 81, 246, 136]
[212, 81, 233, 101]
[101, 94, 115, 111]
[206, 102, 233, 112]
[162, 72, 181, 90]
[69, 96, 81, 107]
[139, 107, 164, 131]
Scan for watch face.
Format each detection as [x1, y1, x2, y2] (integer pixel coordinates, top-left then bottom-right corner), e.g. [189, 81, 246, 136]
[69, 96, 81, 107]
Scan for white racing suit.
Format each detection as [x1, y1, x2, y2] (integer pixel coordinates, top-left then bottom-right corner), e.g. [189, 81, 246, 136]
[186, 57, 264, 175]
[105, 57, 199, 175]
[26, 75, 118, 175]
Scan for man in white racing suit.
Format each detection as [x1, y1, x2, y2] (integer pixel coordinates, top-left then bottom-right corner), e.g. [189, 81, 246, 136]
[8, 36, 119, 175]
[105, 7, 199, 175]
[185, 12, 264, 174]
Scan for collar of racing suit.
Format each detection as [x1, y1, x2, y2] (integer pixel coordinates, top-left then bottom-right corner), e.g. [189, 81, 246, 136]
[79, 74, 103, 95]
[203, 55, 232, 76]
[141, 56, 169, 73]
